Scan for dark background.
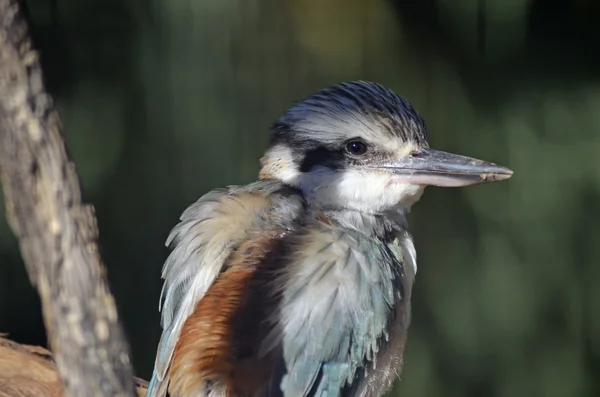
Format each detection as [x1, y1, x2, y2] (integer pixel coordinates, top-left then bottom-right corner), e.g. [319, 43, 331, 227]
[1, 0, 599, 396]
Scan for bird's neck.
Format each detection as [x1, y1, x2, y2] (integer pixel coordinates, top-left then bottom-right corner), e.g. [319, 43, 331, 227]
[320, 208, 409, 240]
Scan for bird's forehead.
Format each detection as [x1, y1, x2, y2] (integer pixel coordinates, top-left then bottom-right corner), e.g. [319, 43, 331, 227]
[291, 108, 423, 152]
[273, 81, 428, 150]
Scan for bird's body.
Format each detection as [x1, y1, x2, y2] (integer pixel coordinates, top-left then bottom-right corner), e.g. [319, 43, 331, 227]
[147, 81, 513, 397]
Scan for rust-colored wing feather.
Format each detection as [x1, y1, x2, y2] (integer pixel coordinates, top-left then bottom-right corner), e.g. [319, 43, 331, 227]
[169, 236, 284, 397]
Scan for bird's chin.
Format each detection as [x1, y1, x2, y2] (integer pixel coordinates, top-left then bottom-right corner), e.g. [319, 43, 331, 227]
[384, 180, 426, 209]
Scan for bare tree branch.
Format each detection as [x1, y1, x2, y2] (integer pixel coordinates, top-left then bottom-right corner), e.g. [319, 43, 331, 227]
[0, 335, 149, 397]
[0, 1, 138, 396]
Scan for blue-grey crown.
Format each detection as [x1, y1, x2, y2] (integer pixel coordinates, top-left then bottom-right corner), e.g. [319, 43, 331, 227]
[271, 81, 429, 146]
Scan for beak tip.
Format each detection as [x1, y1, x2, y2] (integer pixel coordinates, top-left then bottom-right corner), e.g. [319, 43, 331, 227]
[488, 166, 514, 182]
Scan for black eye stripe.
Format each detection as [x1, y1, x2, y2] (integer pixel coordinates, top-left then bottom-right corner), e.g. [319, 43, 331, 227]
[300, 146, 345, 172]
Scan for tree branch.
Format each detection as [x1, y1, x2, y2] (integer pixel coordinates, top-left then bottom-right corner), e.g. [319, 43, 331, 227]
[0, 1, 138, 396]
[0, 335, 149, 397]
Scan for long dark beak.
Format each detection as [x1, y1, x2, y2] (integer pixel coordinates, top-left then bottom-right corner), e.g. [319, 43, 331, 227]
[374, 148, 513, 187]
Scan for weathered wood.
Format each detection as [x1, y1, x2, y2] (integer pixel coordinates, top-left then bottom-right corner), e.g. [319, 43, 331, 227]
[0, 336, 148, 397]
[0, 1, 138, 396]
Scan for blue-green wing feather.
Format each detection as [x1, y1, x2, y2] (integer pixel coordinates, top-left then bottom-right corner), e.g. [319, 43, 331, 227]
[264, 224, 404, 397]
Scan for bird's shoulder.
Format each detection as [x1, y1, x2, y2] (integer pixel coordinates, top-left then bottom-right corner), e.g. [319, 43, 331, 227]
[147, 179, 306, 397]
[161, 179, 306, 328]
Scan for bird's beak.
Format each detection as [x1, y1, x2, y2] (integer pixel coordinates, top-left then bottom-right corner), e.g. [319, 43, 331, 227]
[374, 148, 513, 187]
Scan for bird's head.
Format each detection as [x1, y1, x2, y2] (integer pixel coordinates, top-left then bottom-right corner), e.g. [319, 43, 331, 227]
[259, 81, 513, 214]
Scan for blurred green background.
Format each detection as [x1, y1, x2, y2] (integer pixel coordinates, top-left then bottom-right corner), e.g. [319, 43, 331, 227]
[1, 0, 599, 396]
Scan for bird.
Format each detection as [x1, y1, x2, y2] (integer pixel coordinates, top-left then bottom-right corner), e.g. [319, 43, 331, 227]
[145, 81, 513, 397]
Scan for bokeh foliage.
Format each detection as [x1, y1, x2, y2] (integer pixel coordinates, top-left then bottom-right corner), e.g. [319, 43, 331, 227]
[1, 0, 599, 396]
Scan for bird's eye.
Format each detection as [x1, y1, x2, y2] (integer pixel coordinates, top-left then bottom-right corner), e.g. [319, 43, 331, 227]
[345, 141, 368, 156]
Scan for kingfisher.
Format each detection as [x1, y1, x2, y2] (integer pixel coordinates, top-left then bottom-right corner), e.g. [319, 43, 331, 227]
[146, 81, 513, 397]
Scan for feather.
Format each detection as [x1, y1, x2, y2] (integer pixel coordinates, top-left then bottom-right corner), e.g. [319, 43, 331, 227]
[146, 181, 305, 397]
[168, 238, 272, 397]
[263, 212, 405, 397]
[354, 230, 418, 397]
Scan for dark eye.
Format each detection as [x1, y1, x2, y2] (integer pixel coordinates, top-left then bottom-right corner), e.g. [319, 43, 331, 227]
[345, 141, 368, 156]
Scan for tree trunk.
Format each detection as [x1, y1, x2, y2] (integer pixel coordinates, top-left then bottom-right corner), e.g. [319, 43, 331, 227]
[0, 1, 138, 396]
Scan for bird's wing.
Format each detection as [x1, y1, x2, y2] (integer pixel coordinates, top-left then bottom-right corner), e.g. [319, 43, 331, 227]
[167, 233, 286, 397]
[147, 181, 305, 397]
[262, 223, 404, 397]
